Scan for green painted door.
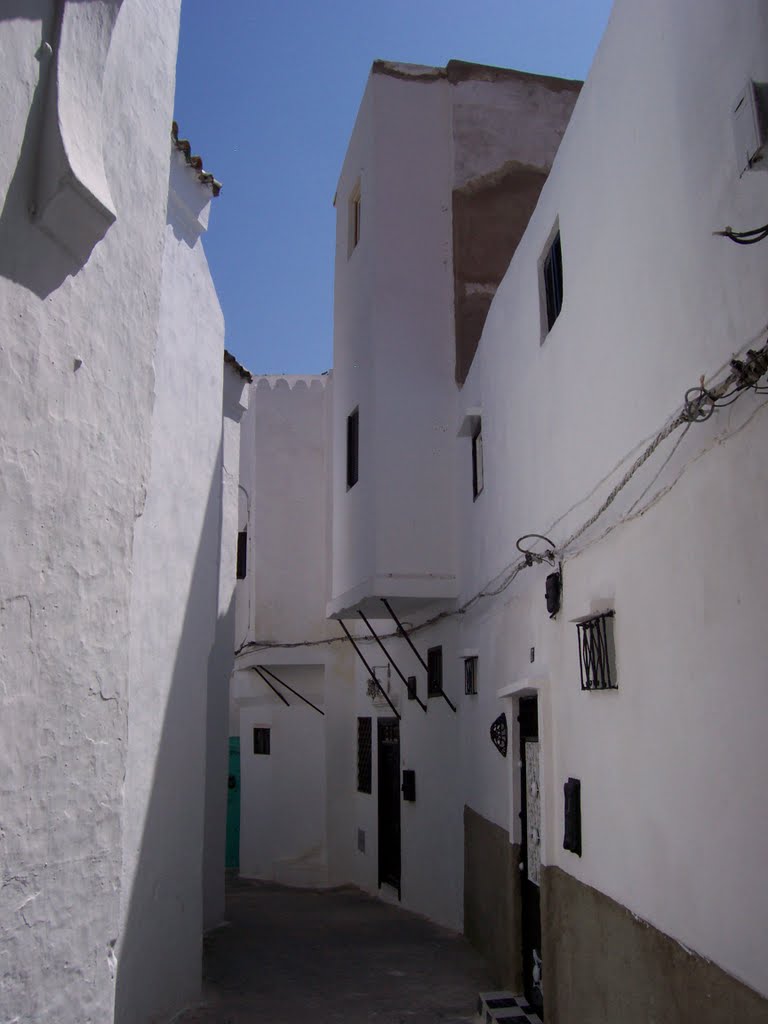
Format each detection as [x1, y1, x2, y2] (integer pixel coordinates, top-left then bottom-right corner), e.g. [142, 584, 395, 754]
[225, 736, 241, 869]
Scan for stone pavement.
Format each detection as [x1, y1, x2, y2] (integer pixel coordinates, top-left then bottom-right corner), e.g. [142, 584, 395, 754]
[175, 876, 494, 1024]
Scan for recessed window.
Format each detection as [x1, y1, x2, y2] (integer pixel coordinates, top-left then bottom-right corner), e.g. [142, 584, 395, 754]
[349, 183, 361, 255]
[471, 424, 484, 500]
[576, 610, 617, 690]
[357, 716, 372, 793]
[464, 656, 478, 695]
[346, 407, 359, 489]
[253, 727, 270, 755]
[542, 229, 563, 335]
[427, 646, 443, 697]
[236, 530, 247, 580]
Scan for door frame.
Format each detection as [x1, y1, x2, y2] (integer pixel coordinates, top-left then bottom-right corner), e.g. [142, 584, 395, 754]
[519, 695, 543, 1014]
[377, 716, 401, 899]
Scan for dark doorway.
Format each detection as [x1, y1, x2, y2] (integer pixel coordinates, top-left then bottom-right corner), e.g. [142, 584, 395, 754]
[226, 736, 241, 870]
[519, 696, 543, 1015]
[377, 717, 401, 896]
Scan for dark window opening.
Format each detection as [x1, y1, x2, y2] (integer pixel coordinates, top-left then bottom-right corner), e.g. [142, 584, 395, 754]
[576, 610, 617, 690]
[347, 407, 359, 489]
[236, 530, 247, 580]
[543, 230, 563, 333]
[253, 727, 271, 755]
[357, 716, 372, 793]
[464, 656, 478, 695]
[427, 646, 443, 697]
[471, 424, 484, 499]
[351, 190, 361, 250]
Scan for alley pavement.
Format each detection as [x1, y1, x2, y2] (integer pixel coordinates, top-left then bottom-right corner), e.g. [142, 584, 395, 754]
[176, 876, 494, 1024]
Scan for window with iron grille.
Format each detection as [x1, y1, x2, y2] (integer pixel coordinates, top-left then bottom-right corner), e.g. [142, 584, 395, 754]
[427, 646, 443, 697]
[464, 656, 478, 695]
[357, 716, 372, 793]
[542, 229, 563, 334]
[576, 611, 617, 690]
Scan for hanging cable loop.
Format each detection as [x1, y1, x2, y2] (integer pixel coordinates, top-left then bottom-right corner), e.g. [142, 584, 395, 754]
[515, 534, 557, 566]
[682, 386, 716, 422]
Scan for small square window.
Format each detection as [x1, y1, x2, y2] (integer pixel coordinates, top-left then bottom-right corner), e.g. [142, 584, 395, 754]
[464, 656, 478, 695]
[427, 646, 443, 697]
[471, 425, 484, 500]
[349, 184, 361, 255]
[236, 530, 247, 580]
[542, 229, 563, 335]
[346, 407, 359, 489]
[253, 727, 270, 755]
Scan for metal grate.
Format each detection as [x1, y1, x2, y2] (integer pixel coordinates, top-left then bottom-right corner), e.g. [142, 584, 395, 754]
[576, 611, 617, 690]
[490, 713, 508, 757]
[464, 656, 477, 695]
[427, 645, 443, 697]
[357, 716, 372, 793]
[543, 230, 563, 331]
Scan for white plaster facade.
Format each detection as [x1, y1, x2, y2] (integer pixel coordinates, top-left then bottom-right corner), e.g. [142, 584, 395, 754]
[0, 5, 241, 1021]
[237, 4, 768, 1018]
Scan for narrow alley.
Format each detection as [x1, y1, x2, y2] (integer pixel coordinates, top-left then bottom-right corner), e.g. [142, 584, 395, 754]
[176, 878, 494, 1024]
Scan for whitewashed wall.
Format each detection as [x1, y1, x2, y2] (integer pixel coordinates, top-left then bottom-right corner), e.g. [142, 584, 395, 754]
[116, 147, 225, 1022]
[0, 3, 182, 1021]
[329, 69, 457, 616]
[233, 376, 359, 888]
[458, 0, 768, 997]
[203, 361, 250, 932]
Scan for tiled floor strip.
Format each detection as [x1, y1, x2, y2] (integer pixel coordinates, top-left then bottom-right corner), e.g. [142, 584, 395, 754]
[477, 991, 543, 1024]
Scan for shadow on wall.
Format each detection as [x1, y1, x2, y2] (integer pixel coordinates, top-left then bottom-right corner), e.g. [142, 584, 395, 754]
[114, 451, 225, 1024]
[0, 0, 117, 298]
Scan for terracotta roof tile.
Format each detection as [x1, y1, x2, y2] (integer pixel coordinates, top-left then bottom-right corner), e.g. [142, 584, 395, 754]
[224, 349, 253, 382]
[171, 121, 222, 197]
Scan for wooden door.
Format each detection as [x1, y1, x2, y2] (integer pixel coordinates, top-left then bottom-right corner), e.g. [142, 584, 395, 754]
[225, 736, 241, 870]
[519, 696, 543, 1014]
[377, 718, 401, 896]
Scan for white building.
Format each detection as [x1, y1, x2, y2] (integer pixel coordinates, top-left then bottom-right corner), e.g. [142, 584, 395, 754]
[236, 4, 768, 1022]
[0, 5, 246, 1022]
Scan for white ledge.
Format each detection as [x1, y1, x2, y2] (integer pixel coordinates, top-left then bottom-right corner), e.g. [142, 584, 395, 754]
[497, 676, 547, 699]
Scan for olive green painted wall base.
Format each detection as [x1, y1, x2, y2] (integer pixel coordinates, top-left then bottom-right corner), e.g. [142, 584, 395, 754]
[463, 805, 522, 991]
[542, 865, 768, 1024]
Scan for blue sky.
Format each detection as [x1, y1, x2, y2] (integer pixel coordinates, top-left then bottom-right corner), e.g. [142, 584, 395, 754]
[174, 0, 613, 376]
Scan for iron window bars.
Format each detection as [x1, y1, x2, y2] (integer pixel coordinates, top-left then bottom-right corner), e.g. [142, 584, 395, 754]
[427, 645, 443, 697]
[576, 610, 617, 690]
[543, 230, 563, 332]
[464, 656, 478, 695]
[357, 716, 372, 793]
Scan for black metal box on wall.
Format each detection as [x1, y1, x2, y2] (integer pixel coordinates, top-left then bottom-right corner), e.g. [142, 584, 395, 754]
[563, 777, 581, 855]
[402, 769, 416, 802]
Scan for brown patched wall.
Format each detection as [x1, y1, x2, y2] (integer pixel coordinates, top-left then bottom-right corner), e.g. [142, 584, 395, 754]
[453, 162, 549, 386]
[463, 805, 522, 990]
[542, 866, 768, 1024]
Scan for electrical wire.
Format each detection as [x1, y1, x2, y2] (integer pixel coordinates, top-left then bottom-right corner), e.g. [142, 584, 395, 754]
[713, 222, 768, 245]
[235, 334, 768, 657]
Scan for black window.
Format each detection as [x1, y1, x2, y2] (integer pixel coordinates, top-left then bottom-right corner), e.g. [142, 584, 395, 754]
[471, 424, 484, 500]
[464, 656, 478, 695]
[427, 646, 443, 697]
[346, 407, 359, 489]
[357, 716, 372, 793]
[236, 530, 247, 579]
[253, 727, 270, 755]
[543, 230, 563, 333]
